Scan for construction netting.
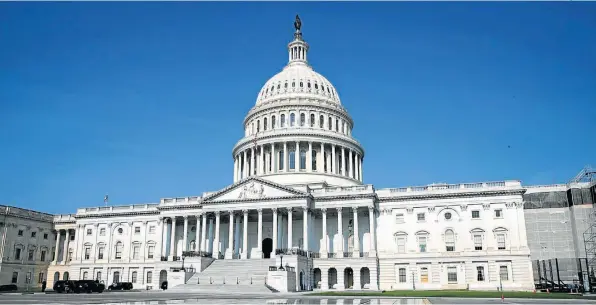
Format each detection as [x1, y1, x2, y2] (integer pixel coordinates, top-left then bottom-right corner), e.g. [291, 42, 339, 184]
[533, 258, 594, 290]
[524, 191, 569, 209]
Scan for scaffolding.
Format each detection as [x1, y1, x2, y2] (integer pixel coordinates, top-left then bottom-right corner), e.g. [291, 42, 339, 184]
[577, 165, 596, 291]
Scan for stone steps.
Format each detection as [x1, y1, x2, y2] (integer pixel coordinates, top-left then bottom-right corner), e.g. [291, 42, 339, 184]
[186, 258, 275, 286]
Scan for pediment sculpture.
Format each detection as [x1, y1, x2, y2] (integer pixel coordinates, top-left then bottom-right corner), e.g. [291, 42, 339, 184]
[238, 182, 266, 199]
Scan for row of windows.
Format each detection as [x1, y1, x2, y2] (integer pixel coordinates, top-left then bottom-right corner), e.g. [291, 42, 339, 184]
[394, 209, 504, 224]
[397, 265, 509, 284]
[82, 242, 157, 260]
[16, 230, 50, 240]
[85, 225, 157, 236]
[10, 271, 46, 284]
[79, 270, 153, 284]
[13, 247, 48, 262]
[247, 112, 351, 136]
[260, 80, 337, 99]
[393, 229, 508, 253]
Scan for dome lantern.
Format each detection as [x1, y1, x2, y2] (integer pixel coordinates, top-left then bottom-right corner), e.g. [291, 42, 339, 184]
[288, 15, 309, 65]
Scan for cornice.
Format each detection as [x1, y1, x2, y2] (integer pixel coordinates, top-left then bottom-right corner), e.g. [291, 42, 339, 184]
[314, 193, 378, 202]
[202, 195, 310, 206]
[75, 210, 159, 219]
[202, 176, 311, 202]
[378, 189, 525, 202]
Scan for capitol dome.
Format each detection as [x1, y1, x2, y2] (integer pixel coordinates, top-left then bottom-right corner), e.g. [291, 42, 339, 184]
[232, 16, 364, 187]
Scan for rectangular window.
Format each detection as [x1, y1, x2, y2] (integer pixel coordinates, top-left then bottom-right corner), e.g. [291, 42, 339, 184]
[148, 246, 155, 259]
[497, 234, 506, 250]
[38, 273, 44, 284]
[495, 209, 503, 218]
[419, 236, 427, 252]
[135, 227, 141, 234]
[15, 248, 21, 260]
[43, 233, 48, 240]
[98, 247, 105, 260]
[474, 234, 483, 250]
[500, 266, 509, 281]
[18, 230, 23, 236]
[417, 213, 425, 222]
[115, 244, 123, 259]
[96, 271, 102, 281]
[472, 210, 480, 219]
[447, 267, 457, 284]
[278, 150, 285, 171]
[82, 271, 88, 280]
[68, 249, 73, 261]
[41, 250, 46, 261]
[477, 266, 485, 281]
[28, 249, 34, 261]
[395, 213, 404, 224]
[11, 272, 18, 284]
[100, 228, 106, 236]
[398, 268, 407, 283]
[70, 235, 75, 241]
[133, 245, 140, 259]
[31, 232, 36, 238]
[149, 226, 156, 234]
[420, 268, 429, 283]
[131, 272, 137, 283]
[86, 228, 92, 235]
[25, 272, 32, 284]
[146, 271, 152, 284]
[85, 247, 91, 260]
[289, 151, 296, 170]
[397, 237, 406, 253]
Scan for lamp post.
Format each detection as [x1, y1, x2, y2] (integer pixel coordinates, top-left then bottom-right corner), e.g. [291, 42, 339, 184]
[181, 256, 186, 271]
[279, 255, 285, 271]
[412, 271, 416, 290]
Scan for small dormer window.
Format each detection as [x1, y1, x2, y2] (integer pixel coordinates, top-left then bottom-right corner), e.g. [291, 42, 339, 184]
[285, 83, 288, 88]
[277, 84, 280, 89]
[265, 88, 268, 93]
[271, 86, 274, 92]
[315, 83, 318, 89]
[445, 212, 452, 220]
[307, 82, 311, 88]
[299, 82, 303, 87]
[322, 85, 325, 91]
[292, 82, 295, 87]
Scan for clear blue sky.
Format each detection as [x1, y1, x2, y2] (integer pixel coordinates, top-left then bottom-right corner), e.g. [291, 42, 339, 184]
[1, 2, 594, 214]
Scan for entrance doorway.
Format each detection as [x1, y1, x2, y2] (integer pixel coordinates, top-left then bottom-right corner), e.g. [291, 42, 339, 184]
[344, 268, 354, 289]
[262, 238, 273, 258]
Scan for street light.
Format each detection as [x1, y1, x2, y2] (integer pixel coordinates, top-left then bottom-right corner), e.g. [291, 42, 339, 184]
[279, 255, 285, 271]
[181, 256, 186, 271]
[412, 271, 416, 290]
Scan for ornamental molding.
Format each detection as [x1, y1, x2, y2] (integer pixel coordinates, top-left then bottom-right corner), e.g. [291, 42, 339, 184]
[238, 182, 266, 200]
[460, 204, 468, 211]
[378, 189, 525, 202]
[313, 193, 377, 202]
[406, 207, 414, 214]
[483, 203, 491, 210]
[245, 100, 353, 125]
[506, 202, 515, 209]
[428, 207, 436, 213]
[515, 202, 524, 208]
[75, 210, 158, 219]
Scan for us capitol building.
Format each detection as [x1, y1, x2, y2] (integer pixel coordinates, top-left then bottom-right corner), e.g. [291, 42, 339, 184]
[1, 17, 594, 293]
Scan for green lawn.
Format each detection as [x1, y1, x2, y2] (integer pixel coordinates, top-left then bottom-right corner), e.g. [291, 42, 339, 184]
[311, 290, 586, 299]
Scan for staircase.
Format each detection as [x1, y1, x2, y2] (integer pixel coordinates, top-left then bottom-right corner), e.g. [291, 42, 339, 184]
[171, 258, 276, 293]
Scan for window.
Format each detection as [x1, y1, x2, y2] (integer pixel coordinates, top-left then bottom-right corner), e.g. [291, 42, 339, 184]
[115, 242, 123, 259]
[395, 213, 404, 224]
[15, 248, 21, 260]
[146, 271, 153, 284]
[319, 115, 324, 128]
[43, 233, 48, 240]
[278, 150, 284, 170]
[497, 233, 506, 250]
[264, 118, 268, 131]
[256, 120, 260, 132]
[420, 268, 429, 283]
[68, 249, 73, 261]
[417, 213, 425, 222]
[135, 227, 141, 234]
[272, 115, 276, 129]
[447, 267, 457, 283]
[84, 247, 91, 260]
[149, 226, 156, 234]
[335, 119, 339, 132]
[445, 229, 455, 251]
[133, 245, 140, 259]
[398, 268, 406, 283]
[96, 271, 102, 281]
[500, 266, 509, 281]
[117, 228, 123, 234]
[131, 271, 138, 283]
[290, 113, 295, 127]
[310, 114, 315, 127]
[299, 150, 306, 170]
[328, 116, 332, 130]
[300, 113, 305, 126]
[417, 234, 428, 252]
[148, 246, 155, 259]
[472, 210, 480, 219]
[100, 228, 106, 236]
[28, 249, 34, 261]
[70, 235, 75, 241]
[474, 234, 483, 251]
[11, 272, 18, 284]
[289, 150, 296, 170]
[444, 212, 452, 220]
[495, 209, 503, 218]
[31, 232, 36, 238]
[18, 230, 23, 236]
[98, 246, 105, 259]
[38, 272, 44, 284]
[477, 266, 485, 281]
[395, 234, 406, 253]
[40, 250, 46, 261]
[113, 271, 120, 283]
[311, 150, 317, 171]
[82, 271, 88, 280]
[280, 114, 285, 127]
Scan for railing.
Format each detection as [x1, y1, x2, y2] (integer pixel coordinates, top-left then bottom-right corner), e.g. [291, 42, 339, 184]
[269, 266, 295, 272]
[160, 256, 168, 261]
[275, 248, 309, 257]
[173, 256, 180, 261]
[344, 252, 351, 258]
[384, 181, 516, 193]
[182, 251, 213, 258]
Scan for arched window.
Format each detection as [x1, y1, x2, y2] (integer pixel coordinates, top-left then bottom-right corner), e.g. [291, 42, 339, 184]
[335, 119, 339, 132]
[290, 113, 296, 127]
[319, 115, 324, 128]
[131, 271, 138, 283]
[292, 82, 295, 88]
[263, 118, 268, 131]
[300, 113, 305, 127]
[82, 271, 88, 280]
[300, 150, 306, 170]
[310, 114, 315, 127]
[493, 227, 508, 250]
[280, 114, 286, 128]
[445, 230, 455, 252]
[278, 150, 284, 171]
[328, 116, 332, 130]
[312, 150, 317, 171]
[271, 115, 276, 129]
[289, 150, 296, 170]
[256, 120, 260, 133]
[114, 242, 123, 259]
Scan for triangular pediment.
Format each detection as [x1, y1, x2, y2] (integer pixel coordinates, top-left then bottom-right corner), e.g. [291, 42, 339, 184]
[202, 177, 309, 202]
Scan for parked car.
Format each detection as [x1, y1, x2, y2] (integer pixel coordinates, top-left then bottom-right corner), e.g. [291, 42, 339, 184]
[53, 280, 77, 293]
[0, 284, 17, 292]
[75, 280, 105, 293]
[107, 282, 132, 291]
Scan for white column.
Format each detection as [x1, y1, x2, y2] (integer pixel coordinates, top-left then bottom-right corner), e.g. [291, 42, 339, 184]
[353, 207, 360, 256]
[169, 218, 177, 257]
[213, 212, 220, 256]
[182, 216, 188, 252]
[250, 147, 255, 176]
[355, 153, 360, 181]
[287, 208, 293, 248]
[233, 156, 238, 182]
[271, 143, 276, 173]
[331, 145, 336, 174]
[53, 230, 61, 263]
[260, 145, 265, 175]
[272, 208, 278, 256]
[349, 149, 353, 179]
[76, 225, 84, 261]
[368, 207, 376, 256]
[303, 208, 309, 251]
[337, 208, 343, 255]
[62, 229, 70, 263]
[341, 147, 346, 176]
[257, 208, 263, 258]
[359, 156, 363, 181]
[294, 141, 300, 171]
[319, 143, 325, 173]
[128, 222, 134, 261]
[322, 209, 328, 258]
[243, 150, 248, 179]
[200, 214, 207, 251]
[283, 142, 288, 172]
[307, 142, 313, 172]
[158, 218, 165, 258]
[242, 209, 248, 259]
[226, 211, 234, 259]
